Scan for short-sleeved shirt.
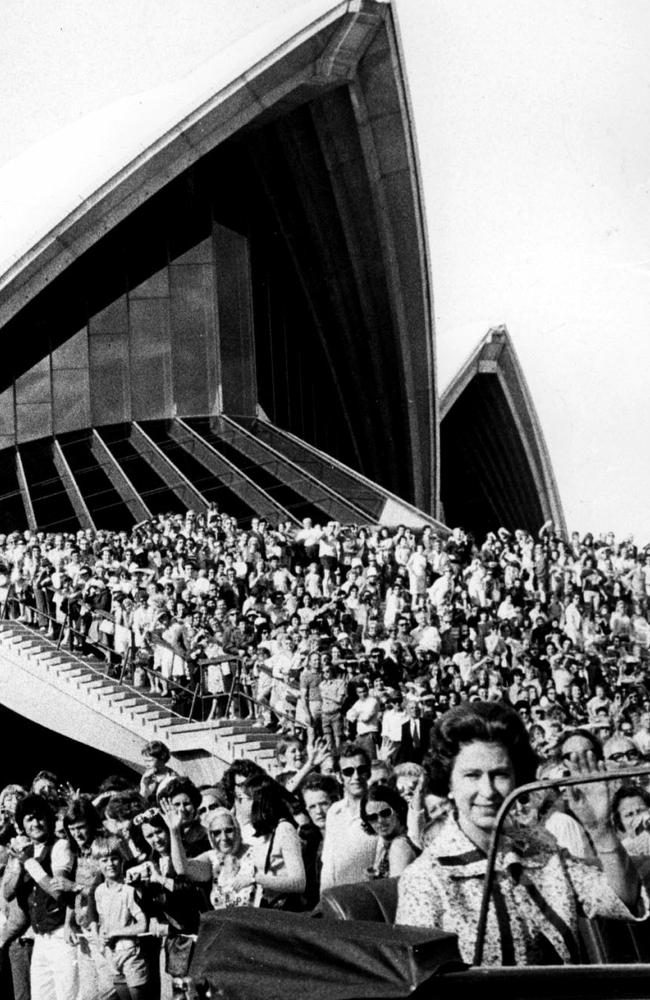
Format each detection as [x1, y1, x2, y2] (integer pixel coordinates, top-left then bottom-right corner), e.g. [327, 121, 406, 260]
[94, 881, 145, 939]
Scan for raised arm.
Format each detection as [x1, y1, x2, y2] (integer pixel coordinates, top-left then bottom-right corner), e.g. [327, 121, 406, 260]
[565, 749, 642, 911]
[159, 798, 212, 883]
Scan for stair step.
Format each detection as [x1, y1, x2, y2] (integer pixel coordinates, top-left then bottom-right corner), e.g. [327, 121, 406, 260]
[165, 722, 207, 736]
[79, 679, 114, 690]
[128, 703, 160, 714]
[57, 667, 90, 679]
[117, 699, 142, 711]
[228, 732, 268, 744]
[138, 711, 167, 723]
[240, 740, 282, 751]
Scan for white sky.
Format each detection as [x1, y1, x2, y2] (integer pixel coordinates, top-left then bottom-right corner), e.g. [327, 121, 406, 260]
[1, 0, 649, 539]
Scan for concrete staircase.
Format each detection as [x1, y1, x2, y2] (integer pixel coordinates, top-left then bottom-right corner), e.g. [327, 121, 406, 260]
[0, 621, 281, 784]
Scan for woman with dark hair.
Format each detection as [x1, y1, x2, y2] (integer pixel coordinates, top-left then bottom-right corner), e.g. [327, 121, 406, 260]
[156, 777, 208, 858]
[396, 701, 646, 966]
[221, 760, 265, 844]
[235, 774, 306, 909]
[360, 784, 419, 878]
[129, 807, 210, 999]
[611, 784, 650, 840]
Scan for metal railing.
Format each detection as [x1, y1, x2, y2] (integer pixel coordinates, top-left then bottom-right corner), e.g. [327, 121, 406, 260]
[0, 583, 307, 733]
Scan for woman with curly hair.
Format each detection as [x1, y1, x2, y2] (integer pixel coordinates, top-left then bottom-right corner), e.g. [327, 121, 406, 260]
[396, 701, 646, 966]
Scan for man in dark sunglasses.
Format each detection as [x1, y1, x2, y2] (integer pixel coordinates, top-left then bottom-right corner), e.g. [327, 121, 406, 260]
[603, 735, 642, 771]
[320, 742, 377, 892]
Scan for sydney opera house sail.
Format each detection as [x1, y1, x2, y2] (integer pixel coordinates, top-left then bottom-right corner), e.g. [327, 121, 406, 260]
[0, 0, 442, 535]
[440, 327, 566, 538]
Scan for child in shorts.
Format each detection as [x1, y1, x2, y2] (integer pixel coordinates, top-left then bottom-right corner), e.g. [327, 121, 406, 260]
[92, 835, 150, 1000]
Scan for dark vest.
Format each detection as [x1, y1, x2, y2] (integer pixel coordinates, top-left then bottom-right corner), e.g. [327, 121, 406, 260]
[27, 844, 66, 935]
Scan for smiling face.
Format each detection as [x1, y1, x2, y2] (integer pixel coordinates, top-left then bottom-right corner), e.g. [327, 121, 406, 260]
[170, 792, 196, 826]
[339, 754, 370, 801]
[449, 741, 515, 851]
[364, 799, 401, 840]
[207, 812, 240, 856]
[281, 742, 305, 771]
[141, 821, 169, 856]
[98, 851, 124, 883]
[22, 811, 50, 844]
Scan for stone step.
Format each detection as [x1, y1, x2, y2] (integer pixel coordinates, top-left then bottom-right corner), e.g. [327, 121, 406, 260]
[128, 702, 161, 715]
[79, 679, 115, 691]
[116, 699, 142, 711]
[57, 667, 90, 679]
[239, 739, 282, 751]
[137, 711, 168, 724]
[228, 732, 272, 745]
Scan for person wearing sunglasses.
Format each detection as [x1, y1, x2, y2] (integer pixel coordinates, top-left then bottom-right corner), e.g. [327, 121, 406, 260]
[360, 784, 419, 878]
[320, 743, 377, 892]
[603, 735, 642, 771]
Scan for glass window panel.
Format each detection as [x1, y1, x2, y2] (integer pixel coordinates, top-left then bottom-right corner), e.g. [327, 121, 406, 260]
[130, 267, 170, 299]
[15, 358, 51, 405]
[53, 368, 91, 434]
[16, 403, 52, 442]
[52, 328, 89, 370]
[170, 263, 217, 415]
[0, 386, 15, 440]
[89, 296, 128, 336]
[89, 334, 131, 425]
[170, 237, 213, 267]
[129, 298, 172, 420]
[214, 225, 255, 414]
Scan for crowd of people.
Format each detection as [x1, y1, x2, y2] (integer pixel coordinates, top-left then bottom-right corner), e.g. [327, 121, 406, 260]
[2, 508, 650, 996]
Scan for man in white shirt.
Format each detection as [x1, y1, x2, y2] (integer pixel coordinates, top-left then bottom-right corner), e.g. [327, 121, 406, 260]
[320, 743, 377, 891]
[345, 681, 381, 760]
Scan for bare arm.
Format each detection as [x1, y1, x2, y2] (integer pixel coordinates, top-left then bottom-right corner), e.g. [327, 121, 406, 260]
[159, 799, 212, 882]
[388, 837, 418, 877]
[253, 823, 306, 895]
[566, 750, 641, 910]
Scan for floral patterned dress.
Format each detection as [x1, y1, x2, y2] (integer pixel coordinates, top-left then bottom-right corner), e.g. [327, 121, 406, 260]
[396, 815, 648, 966]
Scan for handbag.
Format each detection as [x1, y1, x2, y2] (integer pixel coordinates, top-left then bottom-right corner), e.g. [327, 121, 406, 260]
[98, 616, 115, 635]
[259, 825, 306, 913]
[164, 934, 195, 978]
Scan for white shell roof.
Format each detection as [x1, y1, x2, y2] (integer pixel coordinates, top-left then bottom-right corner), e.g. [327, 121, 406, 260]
[0, 0, 350, 281]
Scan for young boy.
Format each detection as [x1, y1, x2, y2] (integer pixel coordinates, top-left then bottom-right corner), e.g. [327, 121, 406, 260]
[92, 835, 150, 1000]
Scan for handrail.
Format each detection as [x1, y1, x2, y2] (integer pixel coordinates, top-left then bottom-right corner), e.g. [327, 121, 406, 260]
[0, 582, 312, 733]
[0, 593, 202, 722]
[473, 763, 650, 966]
[0, 589, 307, 731]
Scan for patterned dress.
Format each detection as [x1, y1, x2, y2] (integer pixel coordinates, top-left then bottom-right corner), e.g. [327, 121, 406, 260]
[396, 815, 648, 966]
